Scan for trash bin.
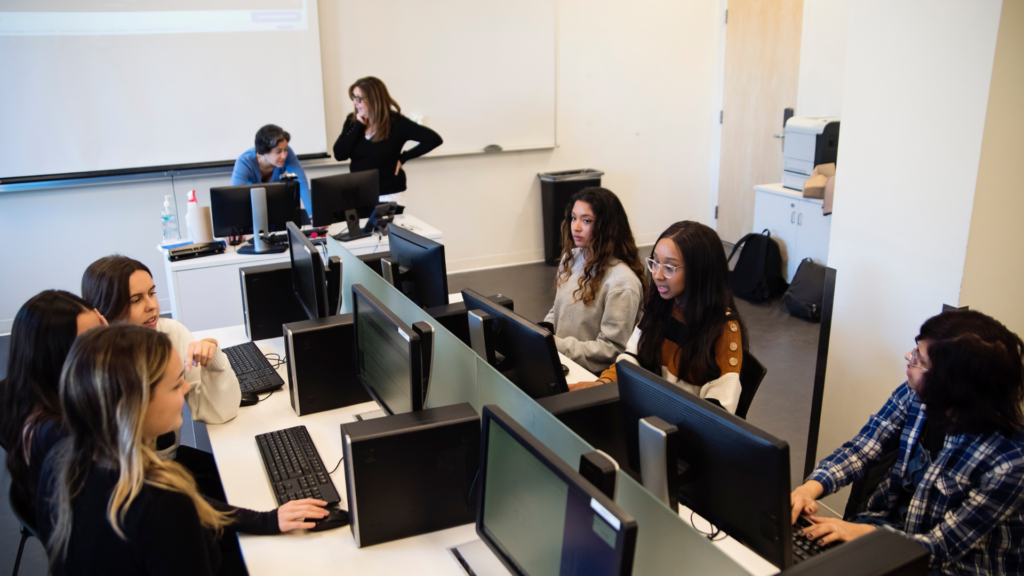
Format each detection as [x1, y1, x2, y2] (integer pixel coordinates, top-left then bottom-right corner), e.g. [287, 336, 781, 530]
[538, 169, 604, 265]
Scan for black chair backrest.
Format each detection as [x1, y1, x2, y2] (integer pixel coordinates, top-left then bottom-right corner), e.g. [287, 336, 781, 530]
[735, 351, 767, 419]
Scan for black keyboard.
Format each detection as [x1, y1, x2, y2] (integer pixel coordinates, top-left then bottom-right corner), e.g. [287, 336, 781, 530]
[255, 426, 341, 506]
[792, 516, 841, 564]
[224, 342, 285, 395]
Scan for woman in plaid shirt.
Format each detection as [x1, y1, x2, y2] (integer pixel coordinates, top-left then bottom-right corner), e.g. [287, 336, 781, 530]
[792, 310, 1024, 575]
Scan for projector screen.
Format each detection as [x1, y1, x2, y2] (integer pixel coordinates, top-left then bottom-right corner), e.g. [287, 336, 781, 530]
[0, 0, 328, 181]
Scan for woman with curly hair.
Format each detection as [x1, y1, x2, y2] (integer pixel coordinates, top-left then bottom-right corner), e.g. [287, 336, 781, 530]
[542, 187, 646, 373]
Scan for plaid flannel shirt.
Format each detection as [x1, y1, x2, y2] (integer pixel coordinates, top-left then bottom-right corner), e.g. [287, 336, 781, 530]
[809, 382, 1024, 575]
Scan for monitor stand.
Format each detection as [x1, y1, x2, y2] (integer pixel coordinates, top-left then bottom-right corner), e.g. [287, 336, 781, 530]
[332, 209, 372, 242]
[237, 239, 287, 255]
[353, 410, 386, 421]
[448, 540, 512, 576]
[238, 187, 289, 254]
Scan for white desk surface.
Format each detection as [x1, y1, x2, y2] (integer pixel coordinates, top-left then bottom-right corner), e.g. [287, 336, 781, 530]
[161, 214, 441, 272]
[194, 323, 594, 575]
[195, 324, 774, 576]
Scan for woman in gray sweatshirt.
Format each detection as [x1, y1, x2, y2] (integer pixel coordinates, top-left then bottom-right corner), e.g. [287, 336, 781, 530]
[542, 188, 646, 373]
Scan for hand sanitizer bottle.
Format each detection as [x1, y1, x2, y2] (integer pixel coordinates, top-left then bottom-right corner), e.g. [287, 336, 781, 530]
[161, 195, 180, 243]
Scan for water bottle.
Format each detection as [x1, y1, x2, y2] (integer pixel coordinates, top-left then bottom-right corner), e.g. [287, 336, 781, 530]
[161, 195, 180, 243]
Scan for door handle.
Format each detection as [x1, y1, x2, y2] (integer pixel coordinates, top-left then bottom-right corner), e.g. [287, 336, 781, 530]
[773, 134, 785, 139]
[798, 213, 803, 225]
[791, 211, 796, 224]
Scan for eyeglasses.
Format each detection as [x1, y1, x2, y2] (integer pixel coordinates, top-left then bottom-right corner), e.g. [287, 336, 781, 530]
[907, 347, 929, 372]
[645, 257, 680, 279]
[352, 95, 365, 104]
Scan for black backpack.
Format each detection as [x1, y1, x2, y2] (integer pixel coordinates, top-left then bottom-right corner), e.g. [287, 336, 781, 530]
[726, 229, 787, 302]
[783, 258, 827, 321]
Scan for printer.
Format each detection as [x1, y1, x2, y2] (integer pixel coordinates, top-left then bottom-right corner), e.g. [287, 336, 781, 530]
[782, 116, 840, 190]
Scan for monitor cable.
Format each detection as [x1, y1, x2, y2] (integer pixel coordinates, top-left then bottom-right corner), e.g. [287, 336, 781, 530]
[689, 510, 727, 541]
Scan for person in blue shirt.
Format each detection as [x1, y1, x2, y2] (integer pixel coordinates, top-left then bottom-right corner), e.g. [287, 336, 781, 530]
[791, 310, 1024, 575]
[231, 124, 312, 219]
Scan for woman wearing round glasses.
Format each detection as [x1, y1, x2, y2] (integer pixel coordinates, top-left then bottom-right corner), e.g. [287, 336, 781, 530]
[541, 187, 646, 373]
[790, 310, 1024, 574]
[332, 77, 443, 205]
[571, 221, 748, 415]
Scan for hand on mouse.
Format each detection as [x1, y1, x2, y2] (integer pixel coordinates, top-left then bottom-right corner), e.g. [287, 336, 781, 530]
[277, 498, 329, 532]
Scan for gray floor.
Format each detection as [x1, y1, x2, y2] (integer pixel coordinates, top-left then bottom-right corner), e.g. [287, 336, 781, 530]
[0, 252, 825, 571]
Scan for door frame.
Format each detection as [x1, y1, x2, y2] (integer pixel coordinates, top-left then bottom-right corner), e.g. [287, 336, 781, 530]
[707, 0, 729, 230]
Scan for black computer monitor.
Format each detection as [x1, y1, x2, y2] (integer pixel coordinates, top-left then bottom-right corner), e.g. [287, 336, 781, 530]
[352, 284, 434, 415]
[616, 361, 793, 569]
[478, 404, 638, 576]
[309, 170, 380, 227]
[383, 225, 449, 308]
[461, 289, 568, 399]
[287, 222, 328, 320]
[210, 182, 299, 237]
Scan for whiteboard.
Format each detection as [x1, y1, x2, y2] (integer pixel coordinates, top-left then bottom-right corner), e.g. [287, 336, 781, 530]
[322, 0, 556, 154]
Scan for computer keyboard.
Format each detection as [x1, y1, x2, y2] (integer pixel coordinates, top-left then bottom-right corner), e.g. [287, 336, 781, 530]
[255, 425, 341, 506]
[792, 516, 841, 563]
[224, 342, 285, 395]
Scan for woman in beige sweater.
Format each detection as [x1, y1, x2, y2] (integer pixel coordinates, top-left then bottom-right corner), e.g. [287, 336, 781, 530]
[542, 188, 646, 373]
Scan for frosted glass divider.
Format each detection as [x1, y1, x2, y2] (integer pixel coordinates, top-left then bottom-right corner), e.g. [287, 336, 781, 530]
[325, 237, 479, 409]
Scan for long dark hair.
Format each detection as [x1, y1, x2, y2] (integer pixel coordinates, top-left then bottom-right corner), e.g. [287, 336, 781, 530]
[1, 290, 92, 509]
[81, 255, 151, 321]
[349, 76, 401, 142]
[916, 310, 1024, 436]
[637, 221, 747, 384]
[556, 187, 646, 306]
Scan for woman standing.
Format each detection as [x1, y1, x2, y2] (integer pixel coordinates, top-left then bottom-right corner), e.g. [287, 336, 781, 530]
[333, 77, 443, 204]
[542, 188, 645, 373]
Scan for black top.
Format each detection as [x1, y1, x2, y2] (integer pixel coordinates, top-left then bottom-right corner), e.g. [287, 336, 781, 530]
[333, 113, 443, 195]
[36, 441, 280, 576]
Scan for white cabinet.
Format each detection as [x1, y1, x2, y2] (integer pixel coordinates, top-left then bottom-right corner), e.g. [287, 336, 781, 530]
[751, 183, 831, 283]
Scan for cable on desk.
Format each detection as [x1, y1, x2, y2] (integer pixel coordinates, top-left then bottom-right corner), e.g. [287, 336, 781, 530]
[690, 510, 727, 541]
[328, 455, 345, 475]
[258, 389, 275, 403]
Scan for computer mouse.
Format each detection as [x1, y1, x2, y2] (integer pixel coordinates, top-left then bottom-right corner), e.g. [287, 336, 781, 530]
[239, 392, 259, 407]
[308, 506, 350, 532]
[562, 364, 570, 377]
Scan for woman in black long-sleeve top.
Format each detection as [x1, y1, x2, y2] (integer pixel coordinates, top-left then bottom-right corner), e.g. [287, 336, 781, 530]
[333, 76, 443, 204]
[36, 326, 330, 576]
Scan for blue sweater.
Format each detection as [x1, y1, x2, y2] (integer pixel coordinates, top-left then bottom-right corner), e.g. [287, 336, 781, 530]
[230, 146, 311, 217]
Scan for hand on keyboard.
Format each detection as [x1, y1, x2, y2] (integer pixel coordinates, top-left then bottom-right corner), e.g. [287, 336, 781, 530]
[277, 498, 329, 532]
[797, 515, 876, 546]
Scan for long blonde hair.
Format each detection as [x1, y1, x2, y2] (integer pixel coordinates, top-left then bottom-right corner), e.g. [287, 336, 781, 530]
[349, 76, 401, 142]
[44, 325, 232, 570]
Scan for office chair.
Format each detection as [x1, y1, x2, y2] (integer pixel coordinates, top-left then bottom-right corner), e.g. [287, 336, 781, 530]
[735, 351, 767, 419]
[9, 490, 37, 576]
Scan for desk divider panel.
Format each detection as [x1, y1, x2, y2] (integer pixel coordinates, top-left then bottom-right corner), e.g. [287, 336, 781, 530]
[327, 238, 480, 409]
[327, 238, 747, 576]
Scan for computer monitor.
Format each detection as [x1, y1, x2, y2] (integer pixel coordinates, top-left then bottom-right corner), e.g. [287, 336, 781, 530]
[210, 182, 299, 237]
[382, 225, 449, 308]
[616, 361, 793, 569]
[461, 289, 568, 399]
[477, 404, 638, 576]
[287, 222, 328, 320]
[309, 170, 380, 227]
[352, 284, 434, 415]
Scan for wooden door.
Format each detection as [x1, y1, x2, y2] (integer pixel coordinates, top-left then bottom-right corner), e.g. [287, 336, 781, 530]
[717, 0, 804, 243]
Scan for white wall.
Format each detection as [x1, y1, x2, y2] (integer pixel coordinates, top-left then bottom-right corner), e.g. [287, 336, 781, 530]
[0, 0, 722, 332]
[816, 0, 1003, 490]
[795, 0, 852, 118]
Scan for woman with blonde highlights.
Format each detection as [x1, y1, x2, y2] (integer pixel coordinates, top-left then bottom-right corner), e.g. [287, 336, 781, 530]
[37, 326, 329, 575]
[333, 76, 443, 204]
[542, 187, 645, 373]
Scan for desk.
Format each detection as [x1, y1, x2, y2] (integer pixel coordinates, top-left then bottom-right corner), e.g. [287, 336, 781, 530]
[160, 215, 442, 332]
[196, 324, 592, 575]
[195, 325, 776, 576]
